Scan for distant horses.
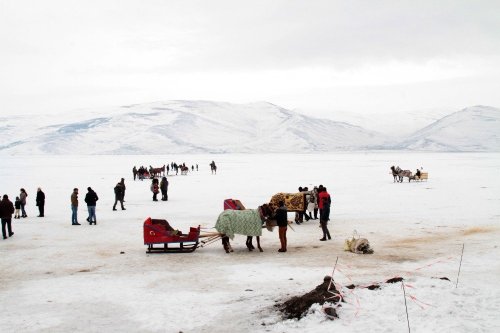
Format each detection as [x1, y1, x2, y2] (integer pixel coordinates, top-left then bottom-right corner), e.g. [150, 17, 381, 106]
[210, 161, 217, 175]
[180, 166, 189, 175]
[149, 165, 165, 178]
[390, 166, 413, 182]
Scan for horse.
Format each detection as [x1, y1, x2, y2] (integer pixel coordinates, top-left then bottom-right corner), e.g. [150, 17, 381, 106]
[390, 166, 412, 182]
[180, 166, 189, 175]
[215, 204, 272, 253]
[149, 165, 165, 178]
[390, 166, 402, 182]
[210, 161, 217, 175]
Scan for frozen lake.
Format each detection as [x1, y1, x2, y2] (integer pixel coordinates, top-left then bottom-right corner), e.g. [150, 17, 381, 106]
[1, 152, 499, 332]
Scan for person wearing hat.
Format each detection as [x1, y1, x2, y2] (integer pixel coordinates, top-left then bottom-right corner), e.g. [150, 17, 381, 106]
[84, 187, 99, 225]
[0, 194, 15, 239]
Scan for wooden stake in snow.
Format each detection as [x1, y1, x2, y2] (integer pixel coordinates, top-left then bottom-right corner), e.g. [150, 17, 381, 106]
[401, 281, 410, 333]
[456, 243, 465, 288]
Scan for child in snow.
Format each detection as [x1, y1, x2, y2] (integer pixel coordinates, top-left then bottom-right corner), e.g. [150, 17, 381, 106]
[14, 197, 21, 219]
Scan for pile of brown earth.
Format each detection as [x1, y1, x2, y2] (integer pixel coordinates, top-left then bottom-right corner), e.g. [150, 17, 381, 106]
[277, 276, 340, 320]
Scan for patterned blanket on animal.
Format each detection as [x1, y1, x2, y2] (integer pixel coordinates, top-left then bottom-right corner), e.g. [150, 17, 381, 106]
[268, 192, 306, 213]
[215, 209, 263, 239]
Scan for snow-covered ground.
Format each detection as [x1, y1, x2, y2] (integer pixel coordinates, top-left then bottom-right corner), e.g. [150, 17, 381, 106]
[1, 152, 499, 332]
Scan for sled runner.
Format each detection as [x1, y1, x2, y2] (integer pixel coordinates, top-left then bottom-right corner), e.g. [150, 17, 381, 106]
[143, 217, 200, 253]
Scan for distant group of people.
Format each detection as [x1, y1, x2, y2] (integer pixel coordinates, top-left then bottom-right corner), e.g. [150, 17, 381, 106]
[133, 162, 200, 181]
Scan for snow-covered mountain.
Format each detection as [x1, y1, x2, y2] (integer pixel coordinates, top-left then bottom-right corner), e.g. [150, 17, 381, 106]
[387, 105, 500, 151]
[1, 102, 498, 154]
[0, 101, 385, 154]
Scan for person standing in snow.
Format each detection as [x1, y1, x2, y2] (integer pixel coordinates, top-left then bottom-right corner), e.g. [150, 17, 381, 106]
[319, 191, 332, 241]
[160, 177, 169, 201]
[36, 187, 45, 217]
[275, 200, 288, 252]
[0, 194, 15, 239]
[312, 187, 319, 219]
[71, 188, 80, 225]
[132, 166, 137, 181]
[19, 188, 28, 218]
[113, 181, 126, 211]
[151, 178, 159, 201]
[84, 187, 98, 225]
[14, 197, 21, 219]
[119, 178, 126, 201]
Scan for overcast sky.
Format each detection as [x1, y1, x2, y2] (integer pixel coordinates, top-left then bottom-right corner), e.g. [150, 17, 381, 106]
[1, 0, 499, 118]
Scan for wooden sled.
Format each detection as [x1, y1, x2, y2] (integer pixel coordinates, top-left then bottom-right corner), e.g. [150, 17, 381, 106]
[143, 217, 200, 253]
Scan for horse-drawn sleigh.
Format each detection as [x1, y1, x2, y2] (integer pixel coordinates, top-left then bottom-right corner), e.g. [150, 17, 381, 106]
[143, 192, 306, 254]
[391, 166, 429, 182]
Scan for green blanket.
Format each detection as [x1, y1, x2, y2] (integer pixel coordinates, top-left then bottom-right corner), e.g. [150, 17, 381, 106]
[215, 209, 263, 239]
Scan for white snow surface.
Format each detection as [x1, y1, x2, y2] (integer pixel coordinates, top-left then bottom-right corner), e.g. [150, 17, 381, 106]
[1, 152, 499, 332]
[1, 101, 499, 154]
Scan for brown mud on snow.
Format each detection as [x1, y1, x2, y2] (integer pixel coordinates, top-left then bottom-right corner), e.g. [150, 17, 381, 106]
[277, 276, 340, 320]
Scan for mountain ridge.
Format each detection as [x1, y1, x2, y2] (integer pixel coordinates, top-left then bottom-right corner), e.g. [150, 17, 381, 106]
[1, 101, 498, 154]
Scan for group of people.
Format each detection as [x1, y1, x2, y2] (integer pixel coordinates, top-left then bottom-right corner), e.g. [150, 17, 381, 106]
[0, 187, 47, 239]
[150, 177, 169, 201]
[272, 184, 332, 253]
[294, 185, 332, 240]
[70, 187, 99, 225]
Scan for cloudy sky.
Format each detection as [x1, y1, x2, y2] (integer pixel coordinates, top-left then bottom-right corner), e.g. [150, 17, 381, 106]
[1, 0, 499, 118]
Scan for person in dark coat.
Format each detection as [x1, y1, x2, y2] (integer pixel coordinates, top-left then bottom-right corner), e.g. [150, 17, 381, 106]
[84, 187, 99, 225]
[319, 195, 332, 241]
[160, 177, 169, 201]
[0, 194, 15, 239]
[113, 181, 125, 211]
[14, 196, 21, 219]
[274, 200, 288, 252]
[151, 178, 159, 201]
[36, 187, 45, 217]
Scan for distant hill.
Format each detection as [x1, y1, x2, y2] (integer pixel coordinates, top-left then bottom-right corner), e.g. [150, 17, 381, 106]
[0, 101, 385, 154]
[388, 106, 500, 151]
[0, 102, 498, 154]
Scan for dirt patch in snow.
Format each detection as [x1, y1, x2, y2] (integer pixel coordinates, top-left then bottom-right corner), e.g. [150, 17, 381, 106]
[277, 275, 340, 320]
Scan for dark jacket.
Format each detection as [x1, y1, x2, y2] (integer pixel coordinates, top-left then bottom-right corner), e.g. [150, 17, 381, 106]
[275, 206, 288, 227]
[0, 198, 15, 218]
[320, 200, 330, 222]
[36, 190, 45, 206]
[84, 190, 99, 206]
[15, 199, 21, 209]
[160, 178, 169, 192]
[114, 183, 124, 199]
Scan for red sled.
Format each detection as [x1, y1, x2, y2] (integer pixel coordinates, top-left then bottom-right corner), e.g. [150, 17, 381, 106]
[143, 217, 200, 253]
[223, 199, 246, 210]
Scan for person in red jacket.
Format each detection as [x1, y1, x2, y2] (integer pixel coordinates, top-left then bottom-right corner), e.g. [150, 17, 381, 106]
[0, 194, 15, 239]
[317, 185, 331, 219]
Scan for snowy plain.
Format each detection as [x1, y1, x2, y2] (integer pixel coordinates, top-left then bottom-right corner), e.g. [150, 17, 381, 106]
[0, 152, 499, 332]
